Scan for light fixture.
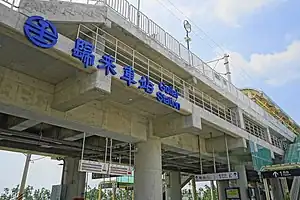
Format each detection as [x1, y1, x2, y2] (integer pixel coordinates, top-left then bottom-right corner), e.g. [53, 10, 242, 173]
[183, 20, 192, 33]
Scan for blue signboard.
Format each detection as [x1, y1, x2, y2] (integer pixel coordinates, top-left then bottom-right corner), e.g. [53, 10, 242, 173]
[24, 16, 58, 48]
[71, 38, 180, 111]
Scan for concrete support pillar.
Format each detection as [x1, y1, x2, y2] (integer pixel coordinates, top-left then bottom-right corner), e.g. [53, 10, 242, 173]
[183, 83, 190, 99]
[266, 128, 275, 158]
[134, 138, 163, 200]
[62, 157, 86, 199]
[235, 164, 249, 200]
[270, 179, 284, 200]
[191, 177, 197, 200]
[166, 171, 181, 200]
[280, 178, 289, 199]
[217, 180, 229, 200]
[235, 108, 245, 129]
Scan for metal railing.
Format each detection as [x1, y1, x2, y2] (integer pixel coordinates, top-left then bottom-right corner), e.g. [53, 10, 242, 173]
[79, 24, 290, 150]
[244, 116, 268, 142]
[270, 134, 284, 150]
[57, 0, 294, 139]
[0, 0, 18, 8]
[78, 24, 239, 127]
[2, 0, 294, 139]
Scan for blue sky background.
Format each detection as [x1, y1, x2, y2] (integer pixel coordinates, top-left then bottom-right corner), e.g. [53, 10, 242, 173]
[0, 0, 300, 191]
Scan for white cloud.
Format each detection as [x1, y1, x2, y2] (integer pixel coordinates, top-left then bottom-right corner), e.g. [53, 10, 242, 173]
[211, 0, 277, 26]
[214, 40, 300, 86]
[129, 0, 298, 87]
[129, 0, 281, 26]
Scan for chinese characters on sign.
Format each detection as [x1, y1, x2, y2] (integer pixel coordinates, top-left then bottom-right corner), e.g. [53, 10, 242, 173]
[97, 54, 117, 75]
[72, 38, 95, 68]
[195, 172, 239, 182]
[138, 76, 154, 94]
[24, 16, 58, 48]
[120, 66, 137, 86]
[72, 38, 181, 111]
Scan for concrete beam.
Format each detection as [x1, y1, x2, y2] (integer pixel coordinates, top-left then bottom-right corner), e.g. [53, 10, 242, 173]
[153, 104, 201, 137]
[19, 0, 108, 23]
[63, 132, 94, 141]
[0, 66, 148, 142]
[52, 70, 111, 111]
[205, 135, 247, 153]
[0, 4, 286, 154]
[8, 118, 40, 131]
[162, 133, 205, 154]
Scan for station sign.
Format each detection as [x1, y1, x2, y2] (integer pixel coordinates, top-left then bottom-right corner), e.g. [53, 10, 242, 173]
[109, 164, 133, 176]
[24, 16, 58, 49]
[79, 160, 133, 177]
[261, 168, 300, 178]
[195, 172, 239, 182]
[78, 160, 108, 174]
[92, 173, 118, 180]
[71, 38, 181, 111]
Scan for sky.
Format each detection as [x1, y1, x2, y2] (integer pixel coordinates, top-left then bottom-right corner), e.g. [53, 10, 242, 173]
[1, 0, 300, 192]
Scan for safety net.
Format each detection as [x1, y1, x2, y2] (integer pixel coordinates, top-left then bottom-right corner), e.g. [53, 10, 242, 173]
[249, 141, 273, 172]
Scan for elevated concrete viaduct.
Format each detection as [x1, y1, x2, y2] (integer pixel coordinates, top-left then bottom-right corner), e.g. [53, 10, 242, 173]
[0, 0, 297, 199]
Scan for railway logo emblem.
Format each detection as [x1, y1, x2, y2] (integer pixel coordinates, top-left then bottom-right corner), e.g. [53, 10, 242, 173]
[24, 16, 58, 48]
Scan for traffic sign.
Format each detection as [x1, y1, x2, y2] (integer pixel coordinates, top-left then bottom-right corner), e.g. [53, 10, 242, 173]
[195, 172, 239, 182]
[261, 168, 300, 178]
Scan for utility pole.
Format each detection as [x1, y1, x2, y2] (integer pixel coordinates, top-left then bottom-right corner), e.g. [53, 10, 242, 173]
[137, 0, 141, 27]
[224, 53, 231, 83]
[183, 20, 192, 65]
[191, 176, 197, 200]
[18, 154, 31, 199]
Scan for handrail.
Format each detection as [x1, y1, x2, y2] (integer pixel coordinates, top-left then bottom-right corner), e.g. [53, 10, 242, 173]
[78, 24, 239, 128]
[78, 23, 286, 150]
[91, 0, 295, 139]
[0, 0, 18, 8]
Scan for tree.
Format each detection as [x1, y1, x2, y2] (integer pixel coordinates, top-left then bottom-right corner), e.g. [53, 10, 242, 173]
[0, 185, 50, 200]
[199, 185, 218, 200]
[85, 186, 99, 199]
[1, 185, 135, 200]
[33, 188, 51, 200]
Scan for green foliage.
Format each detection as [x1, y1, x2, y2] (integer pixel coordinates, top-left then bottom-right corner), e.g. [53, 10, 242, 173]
[1, 184, 218, 200]
[84, 186, 134, 200]
[198, 185, 218, 200]
[0, 185, 134, 200]
[0, 185, 50, 200]
[182, 184, 218, 200]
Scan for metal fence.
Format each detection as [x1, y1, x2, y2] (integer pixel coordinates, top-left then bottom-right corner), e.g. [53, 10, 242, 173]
[1, 0, 294, 139]
[78, 24, 239, 127]
[70, 0, 293, 138]
[0, 0, 18, 8]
